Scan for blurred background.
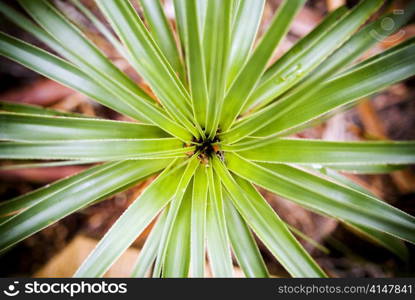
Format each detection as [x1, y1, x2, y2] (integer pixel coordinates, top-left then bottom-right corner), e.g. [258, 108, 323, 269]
[0, 0, 414, 277]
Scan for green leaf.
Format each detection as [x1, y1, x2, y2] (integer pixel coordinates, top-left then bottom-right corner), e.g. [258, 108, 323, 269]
[318, 168, 408, 260]
[223, 138, 415, 165]
[131, 209, 168, 277]
[173, 0, 209, 130]
[297, 3, 415, 92]
[18, 0, 155, 108]
[75, 160, 185, 277]
[171, 0, 186, 49]
[341, 36, 415, 75]
[245, 5, 348, 110]
[16, 0, 192, 141]
[17, 0, 151, 103]
[0, 1, 82, 65]
[197, 0, 208, 34]
[175, 0, 207, 45]
[0, 159, 169, 252]
[259, 5, 347, 84]
[285, 223, 330, 254]
[225, 153, 415, 244]
[223, 192, 269, 277]
[69, 0, 127, 57]
[206, 164, 234, 277]
[260, 40, 415, 138]
[203, 0, 232, 83]
[0, 163, 112, 218]
[317, 167, 375, 197]
[204, 0, 233, 138]
[0, 32, 190, 141]
[213, 155, 325, 277]
[0, 139, 193, 161]
[163, 183, 192, 277]
[0, 33, 138, 121]
[96, 0, 199, 138]
[152, 156, 199, 277]
[223, 38, 415, 143]
[190, 165, 208, 277]
[226, 0, 265, 88]
[346, 223, 408, 262]
[0, 160, 98, 171]
[139, 0, 185, 81]
[248, 2, 415, 113]
[0, 2, 135, 120]
[0, 101, 86, 118]
[0, 112, 170, 141]
[326, 164, 406, 174]
[245, 0, 383, 111]
[219, 0, 305, 131]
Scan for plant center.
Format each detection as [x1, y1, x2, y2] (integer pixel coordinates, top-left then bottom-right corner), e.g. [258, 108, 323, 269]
[194, 135, 221, 164]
